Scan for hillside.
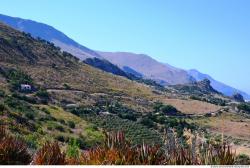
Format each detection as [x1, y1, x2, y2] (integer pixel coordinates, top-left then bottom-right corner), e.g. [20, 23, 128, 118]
[0, 22, 170, 147]
[0, 14, 101, 60]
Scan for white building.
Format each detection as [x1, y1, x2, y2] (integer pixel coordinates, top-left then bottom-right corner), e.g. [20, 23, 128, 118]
[20, 84, 31, 91]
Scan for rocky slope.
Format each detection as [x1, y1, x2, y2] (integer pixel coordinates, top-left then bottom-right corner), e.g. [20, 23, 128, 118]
[188, 69, 250, 100]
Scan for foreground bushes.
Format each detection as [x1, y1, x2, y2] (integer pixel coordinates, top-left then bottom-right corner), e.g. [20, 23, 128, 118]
[0, 127, 238, 165]
[0, 127, 31, 165]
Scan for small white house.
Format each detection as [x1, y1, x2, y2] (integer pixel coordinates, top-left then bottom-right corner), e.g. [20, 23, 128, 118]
[20, 84, 31, 91]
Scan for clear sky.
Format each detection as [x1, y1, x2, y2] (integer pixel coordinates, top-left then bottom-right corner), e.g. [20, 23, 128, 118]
[0, 0, 249, 93]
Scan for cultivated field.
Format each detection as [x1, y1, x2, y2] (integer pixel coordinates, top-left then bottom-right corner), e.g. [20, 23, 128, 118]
[162, 98, 221, 114]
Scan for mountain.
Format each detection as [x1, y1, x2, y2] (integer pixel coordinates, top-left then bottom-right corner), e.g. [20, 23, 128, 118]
[0, 14, 101, 60]
[98, 51, 195, 85]
[1, 13, 249, 98]
[0, 14, 199, 85]
[188, 69, 250, 100]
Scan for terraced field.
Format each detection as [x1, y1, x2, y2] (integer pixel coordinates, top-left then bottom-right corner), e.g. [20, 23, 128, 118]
[82, 114, 163, 145]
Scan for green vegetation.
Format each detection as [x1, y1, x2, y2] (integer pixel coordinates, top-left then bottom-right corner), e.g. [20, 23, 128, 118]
[190, 95, 226, 106]
[0, 128, 237, 165]
[66, 139, 80, 159]
[153, 102, 183, 116]
[238, 103, 250, 113]
[83, 114, 163, 145]
[0, 68, 33, 91]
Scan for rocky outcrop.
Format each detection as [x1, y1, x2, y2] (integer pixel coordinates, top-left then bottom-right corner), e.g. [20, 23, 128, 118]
[196, 79, 219, 94]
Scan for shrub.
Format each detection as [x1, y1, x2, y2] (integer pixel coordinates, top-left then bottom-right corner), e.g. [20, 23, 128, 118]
[238, 103, 250, 113]
[32, 142, 66, 165]
[55, 125, 65, 132]
[66, 139, 80, 159]
[161, 105, 178, 115]
[25, 112, 35, 120]
[24, 134, 39, 149]
[235, 154, 250, 165]
[140, 118, 156, 128]
[67, 121, 75, 129]
[0, 90, 5, 97]
[0, 127, 31, 165]
[59, 119, 66, 125]
[63, 83, 71, 89]
[0, 104, 5, 112]
[36, 89, 49, 99]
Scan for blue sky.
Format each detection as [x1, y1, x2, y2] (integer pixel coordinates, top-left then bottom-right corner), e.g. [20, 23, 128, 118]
[0, 0, 250, 93]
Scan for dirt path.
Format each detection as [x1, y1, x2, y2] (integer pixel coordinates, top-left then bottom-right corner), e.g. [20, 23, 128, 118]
[47, 88, 85, 93]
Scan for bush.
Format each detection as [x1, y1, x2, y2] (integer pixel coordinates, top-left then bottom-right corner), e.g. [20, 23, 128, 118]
[66, 139, 80, 159]
[55, 125, 65, 132]
[59, 119, 66, 125]
[32, 142, 66, 165]
[36, 89, 49, 99]
[24, 134, 39, 149]
[0, 104, 5, 112]
[140, 118, 156, 128]
[235, 154, 250, 165]
[67, 121, 75, 129]
[0, 127, 31, 165]
[63, 83, 71, 89]
[161, 105, 178, 115]
[238, 103, 250, 113]
[25, 112, 35, 120]
[0, 90, 5, 97]
[153, 102, 179, 116]
[55, 135, 69, 142]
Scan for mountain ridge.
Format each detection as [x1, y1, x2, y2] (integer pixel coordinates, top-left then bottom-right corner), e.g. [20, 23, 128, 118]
[98, 51, 196, 85]
[0, 13, 101, 60]
[0, 13, 249, 99]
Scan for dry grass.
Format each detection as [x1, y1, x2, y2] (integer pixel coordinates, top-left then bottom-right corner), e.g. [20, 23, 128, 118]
[32, 142, 66, 165]
[192, 113, 250, 140]
[188, 113, 250, 156]
[233, 145, 250, 156]
[162, 98, 221, 114]
[0, 127, 31, 165]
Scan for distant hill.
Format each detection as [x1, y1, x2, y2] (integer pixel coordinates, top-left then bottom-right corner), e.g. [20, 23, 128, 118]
[83, 57, 165, 90]
[98, 51, 195, 85]
[0, 14, 101, 60]
[188, 69, 250, 100]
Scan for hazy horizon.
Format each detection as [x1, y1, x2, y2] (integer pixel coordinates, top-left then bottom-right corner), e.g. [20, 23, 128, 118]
[0, 0, 249, 94]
